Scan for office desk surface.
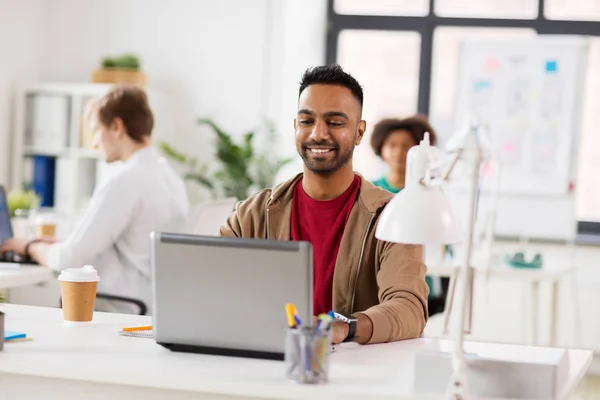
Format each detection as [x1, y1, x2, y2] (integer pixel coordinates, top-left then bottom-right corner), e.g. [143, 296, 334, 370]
[0, 305, 592, 400]
[426, 241, 587, 281]
[0, 264, 53, 289]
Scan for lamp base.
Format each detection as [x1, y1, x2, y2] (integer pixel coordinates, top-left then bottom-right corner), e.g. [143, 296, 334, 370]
[413, 343, 569, 399]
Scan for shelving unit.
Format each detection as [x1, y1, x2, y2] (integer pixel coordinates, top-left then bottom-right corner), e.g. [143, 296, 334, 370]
[9, 83, 118, 220]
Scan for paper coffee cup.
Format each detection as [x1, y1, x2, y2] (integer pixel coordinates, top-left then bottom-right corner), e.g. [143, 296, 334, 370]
[36, 223, 56, 238]
[58, 265, 99, 323]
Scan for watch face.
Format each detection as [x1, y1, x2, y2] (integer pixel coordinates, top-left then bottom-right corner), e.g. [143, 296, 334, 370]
[334, 312, 356, 323]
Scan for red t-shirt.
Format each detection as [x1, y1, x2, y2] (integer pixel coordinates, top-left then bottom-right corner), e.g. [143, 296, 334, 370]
[290, 175, 361, 315]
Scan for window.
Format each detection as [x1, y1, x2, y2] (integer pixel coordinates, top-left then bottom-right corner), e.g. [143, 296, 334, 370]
[430, 27, 536, 140]
[334, 0, 429, 16]
[337, 30, 421, 178]
[434, 0, 538, 19]
[327, 0, 600, 226]
[576, 37, 600, 221]
[545, 0, 600, 20]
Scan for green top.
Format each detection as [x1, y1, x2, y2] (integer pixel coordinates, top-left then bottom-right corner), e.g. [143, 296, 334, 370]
[372, 176, 445, 301]
[372, 177, 402, 194]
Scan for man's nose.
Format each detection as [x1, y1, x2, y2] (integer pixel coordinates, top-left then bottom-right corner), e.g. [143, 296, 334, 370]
[309, 120, 329, 142]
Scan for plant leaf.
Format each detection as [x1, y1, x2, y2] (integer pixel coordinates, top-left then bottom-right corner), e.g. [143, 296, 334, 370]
[158, 141, 187, 164]
[184, 173, 214, 189]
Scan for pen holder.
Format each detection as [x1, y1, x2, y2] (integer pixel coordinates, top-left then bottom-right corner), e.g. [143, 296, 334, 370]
[285, 326, 331, 384]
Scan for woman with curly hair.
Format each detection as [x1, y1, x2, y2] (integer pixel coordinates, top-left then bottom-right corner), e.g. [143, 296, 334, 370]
[370, 115, 437, 193]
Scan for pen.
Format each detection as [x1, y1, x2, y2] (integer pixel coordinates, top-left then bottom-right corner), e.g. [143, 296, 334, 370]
[318, 313, 333, 333]
[123, 325, 152, 332]
[285, 303, 297, 328]
[315, 313, 328, 331]
[5, 337, 33, 343]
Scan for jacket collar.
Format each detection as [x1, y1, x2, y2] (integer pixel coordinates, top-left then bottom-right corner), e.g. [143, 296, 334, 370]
[267, 172, 393, 213]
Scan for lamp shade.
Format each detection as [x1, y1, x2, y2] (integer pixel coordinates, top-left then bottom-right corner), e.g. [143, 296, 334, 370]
[375, 185, 463, 245]
[375, 133, 463, 245]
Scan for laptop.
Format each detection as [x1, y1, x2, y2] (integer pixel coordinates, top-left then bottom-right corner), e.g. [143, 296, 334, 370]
[151, 232, 313, 360]
[0, 186, 38, 265]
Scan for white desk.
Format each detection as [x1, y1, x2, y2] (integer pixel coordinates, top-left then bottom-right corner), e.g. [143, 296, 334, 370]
[0, 305, 592, 400]
[426, 241, 581, 347]
[0, 264, 53, 290]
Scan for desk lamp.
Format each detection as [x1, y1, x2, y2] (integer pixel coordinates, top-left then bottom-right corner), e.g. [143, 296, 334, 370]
[376, 125, 568, 399]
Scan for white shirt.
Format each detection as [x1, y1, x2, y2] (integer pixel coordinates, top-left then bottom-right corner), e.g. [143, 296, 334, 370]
[47, 147, 189, 314]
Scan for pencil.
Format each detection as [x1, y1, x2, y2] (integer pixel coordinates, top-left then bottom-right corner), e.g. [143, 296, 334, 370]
[122, 325, 152, 332]
[6, 337, 33, 343]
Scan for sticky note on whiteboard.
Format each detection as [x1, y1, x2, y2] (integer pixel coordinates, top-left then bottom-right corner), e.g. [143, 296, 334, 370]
[485, 57, 500, 72]
[545, 60, 558, 73]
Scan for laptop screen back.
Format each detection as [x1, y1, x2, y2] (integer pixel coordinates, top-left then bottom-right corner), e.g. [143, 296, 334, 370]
[0, 186, 13, 246]
[151, 233, 313, 358]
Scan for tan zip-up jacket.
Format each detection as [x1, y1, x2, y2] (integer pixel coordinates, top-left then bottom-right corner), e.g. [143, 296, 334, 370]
[219, 173, 428, 343]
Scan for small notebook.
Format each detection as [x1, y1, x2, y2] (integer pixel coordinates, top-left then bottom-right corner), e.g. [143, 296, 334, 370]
[5, 331, 26, 341]
[119, 330, 154, 339]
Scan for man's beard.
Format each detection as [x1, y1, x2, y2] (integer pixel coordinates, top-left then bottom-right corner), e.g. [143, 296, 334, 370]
[298, 141, 354, 176]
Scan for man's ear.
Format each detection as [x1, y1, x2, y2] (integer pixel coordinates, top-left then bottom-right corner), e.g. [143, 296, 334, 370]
[111, 118, 126, 137]
[355, 120, 367, 146]
[293, 118, 298, 131]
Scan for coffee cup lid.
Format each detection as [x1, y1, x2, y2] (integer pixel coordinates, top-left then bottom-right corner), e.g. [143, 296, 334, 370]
[58, 265, 99, 282]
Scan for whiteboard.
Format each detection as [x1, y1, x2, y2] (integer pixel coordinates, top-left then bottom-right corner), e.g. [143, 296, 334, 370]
[455, 35, 588, 196]
[452, 35, 588, 240]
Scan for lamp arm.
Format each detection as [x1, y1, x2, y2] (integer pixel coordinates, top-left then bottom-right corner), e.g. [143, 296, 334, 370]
[446, 149, 482, 399]
[440, 148, 465, 182]
[420, 148, 465, 188]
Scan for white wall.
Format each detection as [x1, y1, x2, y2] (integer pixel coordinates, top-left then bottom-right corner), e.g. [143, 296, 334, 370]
[0, 0, 327, 195]
[0, 0, 46, 187]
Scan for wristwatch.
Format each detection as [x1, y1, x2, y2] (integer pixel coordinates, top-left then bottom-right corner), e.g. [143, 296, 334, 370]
[333, 312, 358, 342]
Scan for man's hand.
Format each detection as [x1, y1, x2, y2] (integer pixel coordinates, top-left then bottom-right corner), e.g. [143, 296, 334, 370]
[330, 320, 350, 344]
[0, 238, 29, 255]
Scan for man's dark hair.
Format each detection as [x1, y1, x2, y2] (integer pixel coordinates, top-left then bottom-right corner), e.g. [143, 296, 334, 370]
[97, 85, 154, 142]
[299, 64, 363, 110]
[370, 115, 438, 157]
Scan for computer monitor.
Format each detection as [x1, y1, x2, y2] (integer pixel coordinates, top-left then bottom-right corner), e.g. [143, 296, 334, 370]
[0, 186, 14, 246]
[151, 232, 313, 360]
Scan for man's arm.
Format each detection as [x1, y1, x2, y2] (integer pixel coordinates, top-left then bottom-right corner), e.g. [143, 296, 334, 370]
[43, 179, 137, 270]
[330, 313, 373, 344]
[356, 242, 429, 344]
[28, 240, 52, 265]
[218, 201, 242, 237]
[218, 190, 272, 238]
[0, 237, 54, 265]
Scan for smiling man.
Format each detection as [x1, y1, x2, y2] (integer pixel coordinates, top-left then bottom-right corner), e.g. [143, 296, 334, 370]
[219, 64, 428, 345]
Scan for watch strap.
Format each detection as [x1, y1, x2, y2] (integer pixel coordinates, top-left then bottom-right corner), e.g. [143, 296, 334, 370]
[333, 312, 358, 342]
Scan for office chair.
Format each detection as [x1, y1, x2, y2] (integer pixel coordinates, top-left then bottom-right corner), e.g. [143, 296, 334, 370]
[428, 277, 449, 317]
[187, 197, 237, 235]
[95, 293, 147, 315]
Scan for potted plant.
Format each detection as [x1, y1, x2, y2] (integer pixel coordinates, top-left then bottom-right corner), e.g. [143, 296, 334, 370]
[7, 189, 40, 238]
[7, 189, 40, 217]
[159, 118, 292, 201]
[91, 53, 146, 85]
